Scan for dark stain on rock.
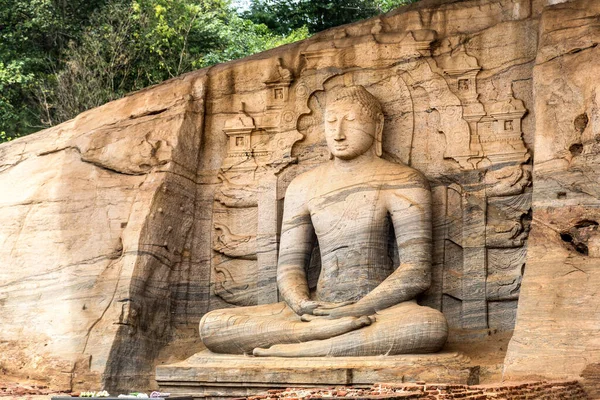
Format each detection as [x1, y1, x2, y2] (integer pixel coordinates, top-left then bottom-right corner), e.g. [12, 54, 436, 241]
[574, 113, 589, 133]
[560, 220, 599, 256]
[581, 362, 600, 398]
[569, 142, 583, 156]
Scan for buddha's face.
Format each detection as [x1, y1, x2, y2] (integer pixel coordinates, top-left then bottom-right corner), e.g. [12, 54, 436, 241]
[324, 101, 377, 160]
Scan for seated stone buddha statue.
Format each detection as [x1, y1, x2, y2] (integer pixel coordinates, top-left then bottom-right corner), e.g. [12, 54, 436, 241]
[199, 85, 448, 357]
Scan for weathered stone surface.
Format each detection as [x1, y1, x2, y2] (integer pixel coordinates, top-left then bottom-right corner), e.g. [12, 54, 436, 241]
[156, 350, 475, 398]
[0, 72, 207, 391]
[2, 0, 600, 394]
[503, 0, 600, 395]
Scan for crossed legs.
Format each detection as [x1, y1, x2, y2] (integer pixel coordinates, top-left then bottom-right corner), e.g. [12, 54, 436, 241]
[200, 301, 447, 356]
[253, 301, 448, 357]
[199, 302, 373, 354]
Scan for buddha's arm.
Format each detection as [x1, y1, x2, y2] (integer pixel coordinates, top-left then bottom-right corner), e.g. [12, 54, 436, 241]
[314, 180, 432, 318]
[277, 179, 316, 315]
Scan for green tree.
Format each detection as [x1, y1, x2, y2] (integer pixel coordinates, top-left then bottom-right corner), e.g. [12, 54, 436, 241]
[0, 0, 111, 137]
[42, 1, 142, 123]
[43, 0, 309, 125]
[243, 0, 417, 35]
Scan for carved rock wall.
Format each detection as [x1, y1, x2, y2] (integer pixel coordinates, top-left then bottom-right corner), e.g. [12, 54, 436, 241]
[195, 0, 536, 341]
[503, 0, 600, 395]
[0, 0, 597, 392]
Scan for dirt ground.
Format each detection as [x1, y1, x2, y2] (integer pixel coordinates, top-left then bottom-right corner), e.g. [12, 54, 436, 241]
[443, 329, 514, 384]
[0, 375, 65, 399]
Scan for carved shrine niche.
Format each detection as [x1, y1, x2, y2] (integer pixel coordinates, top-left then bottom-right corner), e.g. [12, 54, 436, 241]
[210, 58, 301, 307]
[208, 19, 532, 333]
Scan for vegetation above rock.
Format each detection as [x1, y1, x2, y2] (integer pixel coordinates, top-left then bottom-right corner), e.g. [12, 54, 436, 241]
[0, 0, 416, 141]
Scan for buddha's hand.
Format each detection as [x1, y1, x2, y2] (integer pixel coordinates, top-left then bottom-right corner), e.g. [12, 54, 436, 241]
[312, 302, 375, 319]
[298, 299, 355, 316]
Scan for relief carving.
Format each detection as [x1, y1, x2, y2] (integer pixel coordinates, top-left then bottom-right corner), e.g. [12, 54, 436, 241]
[265, 58, 293, 111]
[212, 223, 257, 260]
[437, 46, 484, 168]
[486, 247, 526, 301]
[213, 261, 256, 306]
[211, 58, 304, 307]
[486, 194, 531, 251]
[486, 221, 529, 248]
[221, 104, 256, 171]
[436, 47, 530, 172]
[484, 164, 532, 197]
[482, 96, 529, 165]
[214, 173, 258, 208]
[425, 46, 533, 330]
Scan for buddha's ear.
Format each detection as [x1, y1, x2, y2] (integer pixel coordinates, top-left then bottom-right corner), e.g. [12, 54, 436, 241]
[375, 113, 384, 157]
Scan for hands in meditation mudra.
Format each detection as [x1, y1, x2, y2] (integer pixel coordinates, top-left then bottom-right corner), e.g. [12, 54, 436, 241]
[200, 85, 448, 357]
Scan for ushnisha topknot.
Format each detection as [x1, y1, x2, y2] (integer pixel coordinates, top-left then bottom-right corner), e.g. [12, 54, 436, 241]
[325, 85, 383, 122]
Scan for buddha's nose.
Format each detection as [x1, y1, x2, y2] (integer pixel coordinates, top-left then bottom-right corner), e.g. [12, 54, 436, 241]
[333, 124, 346, 141]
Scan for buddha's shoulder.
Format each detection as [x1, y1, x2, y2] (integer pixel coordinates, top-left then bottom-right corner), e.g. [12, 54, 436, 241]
[291, 165, 324, 181]
[285, 164, 328, 193]
[375, 159, 430, 190]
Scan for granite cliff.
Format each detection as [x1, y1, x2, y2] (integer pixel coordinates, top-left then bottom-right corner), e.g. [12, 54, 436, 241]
[0, 0, 599, 394]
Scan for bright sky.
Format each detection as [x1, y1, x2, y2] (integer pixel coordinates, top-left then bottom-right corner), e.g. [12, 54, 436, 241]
[231, 0, 252, 11]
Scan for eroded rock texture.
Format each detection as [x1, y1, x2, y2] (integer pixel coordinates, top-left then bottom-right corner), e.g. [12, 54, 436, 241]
[0, 73, 207, 391]
[503, 0, 600, 395]
[0, 0, 597, 393]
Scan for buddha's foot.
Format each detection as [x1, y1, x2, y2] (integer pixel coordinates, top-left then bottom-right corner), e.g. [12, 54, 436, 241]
[253, 340, 330, 357]
[253, 315, 373, 357]
[298, 315, 373, 341]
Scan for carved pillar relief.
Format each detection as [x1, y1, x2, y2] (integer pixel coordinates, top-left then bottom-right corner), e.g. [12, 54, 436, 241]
[429, 46, 532, 332]
[483, 166, 532, 331]
[437, 48, 485, 168]
[212, 173, 259, 306]
[483, 98, 529, 165]
[480, 97, 531, 331]
[211, 60, 302, 307]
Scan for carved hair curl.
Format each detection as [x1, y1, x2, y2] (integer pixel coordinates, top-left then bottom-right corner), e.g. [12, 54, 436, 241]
[325, 85, 383, 123]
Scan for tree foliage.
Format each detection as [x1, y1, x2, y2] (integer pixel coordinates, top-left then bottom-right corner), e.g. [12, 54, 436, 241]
[0, 0, 111, 137]
[0, 0, 415, 142]
[242, 0, 418, 34]
[41, 0, 309, 125]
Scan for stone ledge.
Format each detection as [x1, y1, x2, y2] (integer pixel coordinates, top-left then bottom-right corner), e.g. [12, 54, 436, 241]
[156, 350, 476, 399]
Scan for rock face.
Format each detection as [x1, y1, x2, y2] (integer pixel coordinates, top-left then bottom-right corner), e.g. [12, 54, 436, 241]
[503, 0, 600, 396]
[0, 73, 208, 391]
[0, 0, 598, 394]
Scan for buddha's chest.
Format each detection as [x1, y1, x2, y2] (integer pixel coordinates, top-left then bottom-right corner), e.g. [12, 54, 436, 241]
[307, 186, 387, 238]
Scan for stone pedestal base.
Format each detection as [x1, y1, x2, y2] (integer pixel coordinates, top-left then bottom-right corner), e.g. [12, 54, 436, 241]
[156, 350, 477, 399]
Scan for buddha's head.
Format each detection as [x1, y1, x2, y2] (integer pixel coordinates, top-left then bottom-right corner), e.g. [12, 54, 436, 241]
[324, 85, 384, 160]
